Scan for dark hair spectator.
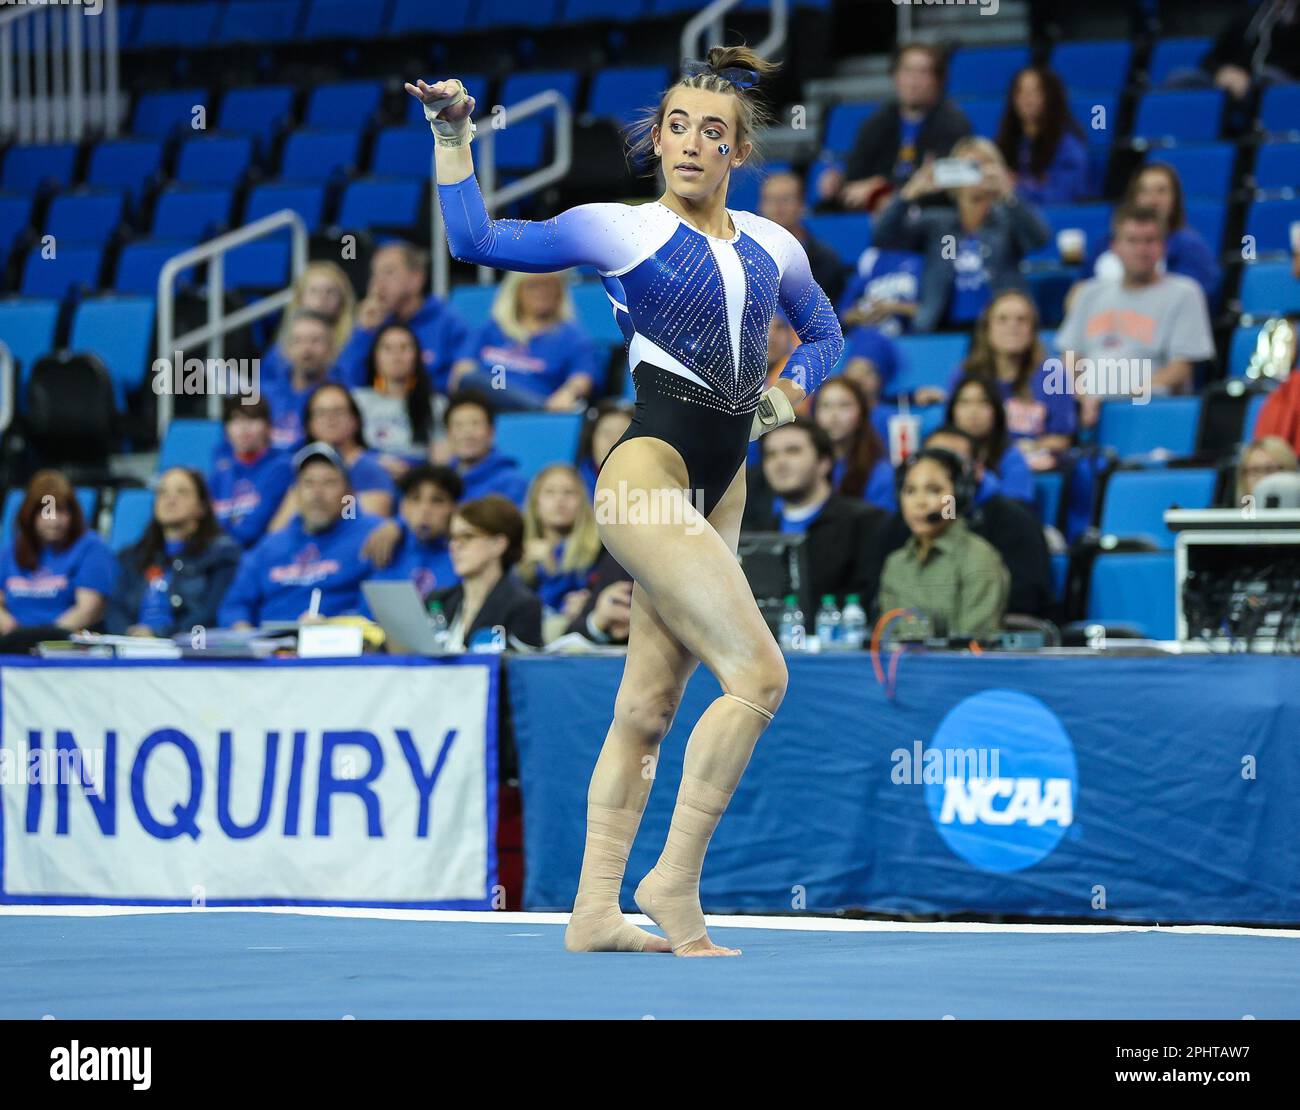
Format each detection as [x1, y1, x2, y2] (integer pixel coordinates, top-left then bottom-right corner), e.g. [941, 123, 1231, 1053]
[810, 375, 894, 509]
[995, 65, 1089, 205]
[440, 389, 529, 506]
[576, 398, 634, 496]
[945, 374, 1035, 504]
[210, 396, 296, 548]
[356, 321, 439, 462]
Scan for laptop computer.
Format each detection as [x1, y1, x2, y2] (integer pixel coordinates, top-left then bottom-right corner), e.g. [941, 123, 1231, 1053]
[361, 580, 445, 654]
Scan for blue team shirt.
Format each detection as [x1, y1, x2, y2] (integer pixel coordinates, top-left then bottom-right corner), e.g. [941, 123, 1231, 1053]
[453, 448, 529, 506]
[345, 450, 399, 500]
[945, 364, 1078, 444]
[334, 295, 469, 393]
[832, 456, 897, 510]
[263, 378, 315, 452]
[370, 526, 458, 597]
[209, 448, 296, 549]
[217, 512, 383, 626]
[1, 530, 117, 626]
[948, 235, 992, 324]
[456, 318, 604, 400]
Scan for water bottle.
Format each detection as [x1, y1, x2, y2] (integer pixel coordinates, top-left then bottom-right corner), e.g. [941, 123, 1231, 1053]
[841, 594, 867, 651]
[428, 600, 449, 652]
[815, 594, 841, 651]
[778, 594, 805, 653]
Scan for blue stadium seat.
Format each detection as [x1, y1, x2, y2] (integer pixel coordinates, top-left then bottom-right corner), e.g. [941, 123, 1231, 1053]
[115, 239, 198, 296]
[217, 85, 296, 153]
[159, 418, 225, 472]
[1068, 92, 1117, 195]
[0, 193, 34, 269]
[1050, 40, 1132, 94]
[223, 239, 291, 290]
[1156, 143, 1233, 200]
[727, 162, 790, 215]
[176, 135, 254, 187]
[305, 81, 383, 129]
[1098, 468, 1216, 549]
[1254, 142, 1300, 195]
[371, 126, 434, 178]
[565, 0, 650, 17]
[1244, 198, 1300, 255]
[110, 488, 156, 552]
[131, 2, 221, 48]
[589, 66, 670, 127]
[802, 213, 871, 266]
[946, 46, 1030, 98]
[2, 143, 78, 192]
[151, 186, 232, 239]
[1184, 200, 1226, 255]
[215, 0, 303, 44]
[478, 0, 560, 27]
[494, 71, 580, 172]
[495, 412, 584, 481]
[45, 190, 125, 247]
[20, 244, 103, 298]
[1097, 397, 1201, 459]
[279, 129, 361, 182]
[1239, 262, 1300, 316]
[1033, 470, 1063, 529]
[302, 0, 386, 38]
[1024, 203, 1112, 265]
[69, 296, 156, 408]
[956, 98, 1003, 140]
[891, 334, 970, 395]
[1259, 84, 1300, 138]
[390, 0, 472, 33]
[1133, 90, 1224, 145]
[0, 298, 59, 382]
[244, 183, 326, 233]
[823, 102, 878, 158]
[1244, 392, 1268, 442]
[1146, 37, 1211, 86]
[131, 89, 209, 139]
[448, 283, 497, 325]
[1228, 324, 1262, 378]
[1087, 552, 1176, 639]
[338, 179, 424, 232]
[87, 138, 164, 201]
[570, 282, 624, 348]
[406, 74, 488, 125]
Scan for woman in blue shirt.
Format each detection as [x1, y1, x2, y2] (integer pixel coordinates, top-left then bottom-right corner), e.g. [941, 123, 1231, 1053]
[517, 463, 602, 639]
[0, 470, 116, 652]
[995, 65, 1090, 206]
[448, 269, 603, 412]
[946, 374, 1035, 504]
[812, 375, 896, 509]
[106, 468, 242, 636]
[209, 395, 296, 548]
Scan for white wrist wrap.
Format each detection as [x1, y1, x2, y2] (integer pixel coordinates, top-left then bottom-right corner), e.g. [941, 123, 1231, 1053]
[749, 384, 797, 441]
[424, 80, 476, 149]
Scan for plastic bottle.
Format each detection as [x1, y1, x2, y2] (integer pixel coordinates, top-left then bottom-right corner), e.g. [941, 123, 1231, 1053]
[778, 593, 805, 653]
[841, 594, 867, 651]
[814, 594, 841, 651]
[428, 600, 449, 651]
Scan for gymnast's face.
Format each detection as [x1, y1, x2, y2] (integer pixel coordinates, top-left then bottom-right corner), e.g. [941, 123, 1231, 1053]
[654, 87, 750, 201]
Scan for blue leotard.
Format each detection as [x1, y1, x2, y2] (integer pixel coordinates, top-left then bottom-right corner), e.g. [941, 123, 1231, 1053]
[438, 173, 844, 514]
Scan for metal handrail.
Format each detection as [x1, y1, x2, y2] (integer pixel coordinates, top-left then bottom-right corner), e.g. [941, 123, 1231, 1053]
[0, 340, 13, 438]
[430, 88, 574, 295]
[681, 0, 788, 65]
[155, 209, 308, 440]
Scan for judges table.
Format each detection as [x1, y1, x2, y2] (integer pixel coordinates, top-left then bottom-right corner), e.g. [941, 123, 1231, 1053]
[2, 651, 1296, 923]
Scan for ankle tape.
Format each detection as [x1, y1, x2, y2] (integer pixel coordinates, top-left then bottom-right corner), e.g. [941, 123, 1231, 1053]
[723, 692, 774, 721]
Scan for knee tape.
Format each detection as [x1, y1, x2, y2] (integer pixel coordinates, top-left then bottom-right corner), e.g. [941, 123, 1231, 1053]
[723, 692, 774, 721]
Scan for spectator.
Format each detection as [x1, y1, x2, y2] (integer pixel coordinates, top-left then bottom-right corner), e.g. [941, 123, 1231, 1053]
[837, 248, 922, 402]
[945, 374, 1035, 504]
[1087, 163, 1221, 305]
[576, 399, 634, 497]
[825, 43, 972, 211]
[873, 136, 1051, 332]
[218, 443, 383, 628]
[995, 65, 1089, 206]
[106, 468, 241, 636]
[743, 418, 887, 620]
[448, 270, 602, 412]
[951, 290, 1075, 467]
[764, 309, 814, 418]
[760, 170, 848, 305]
[0, 471, 116, 653]
[209, 396, 296, 549]
[1169, 1, 1300, 101]
[268, 383, 397, 529]
[260, 261, 355, 387]
[811, 375, 895, 509]
[334, 241, 468, 391]
[517, 464, 601, 639]
[561, 550, 633, 646]
[877, 447, 1010, 637]
[263, 309, 338, 450]
[368, 464, 462, 596]
[427, 495, 543, 650]
[439, 391, 529, 505]
[354, 322, 441, 472]
[861, 426, 1054, 619]
[1233, 436, 1299, 508]
[1056, 203, 1216, 425]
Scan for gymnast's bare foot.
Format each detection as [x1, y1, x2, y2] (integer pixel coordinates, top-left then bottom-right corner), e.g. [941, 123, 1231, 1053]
[564, 905, 672, 953]
[633, 867, 742, 957]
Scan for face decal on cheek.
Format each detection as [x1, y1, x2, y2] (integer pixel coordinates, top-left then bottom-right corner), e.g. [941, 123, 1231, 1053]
[718, 143, 730, 156]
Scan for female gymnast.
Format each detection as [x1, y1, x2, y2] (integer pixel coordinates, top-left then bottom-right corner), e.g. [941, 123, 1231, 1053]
[409, 44, 843, 956]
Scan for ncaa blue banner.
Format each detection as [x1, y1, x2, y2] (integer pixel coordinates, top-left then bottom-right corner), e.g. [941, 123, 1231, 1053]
[0, 658, 498, 908]
[509, 654, 1300, 924]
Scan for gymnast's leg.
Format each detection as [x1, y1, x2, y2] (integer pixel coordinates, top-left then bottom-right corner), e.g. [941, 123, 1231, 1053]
[594, 445, 787, 956]
[564, 581, 699, 953]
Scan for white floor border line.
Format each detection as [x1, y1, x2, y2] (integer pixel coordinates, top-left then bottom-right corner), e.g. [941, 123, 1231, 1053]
[2, 905, 1298, 938]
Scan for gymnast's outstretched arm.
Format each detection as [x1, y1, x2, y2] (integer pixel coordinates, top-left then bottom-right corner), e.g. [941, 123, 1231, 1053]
[409, 77, 630, 275]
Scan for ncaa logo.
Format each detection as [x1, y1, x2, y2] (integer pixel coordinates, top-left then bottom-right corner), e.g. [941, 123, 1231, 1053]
[923, 690, 1077, 873]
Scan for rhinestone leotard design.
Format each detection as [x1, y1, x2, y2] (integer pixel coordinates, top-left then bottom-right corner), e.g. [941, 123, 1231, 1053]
[438, 174, 844, 515]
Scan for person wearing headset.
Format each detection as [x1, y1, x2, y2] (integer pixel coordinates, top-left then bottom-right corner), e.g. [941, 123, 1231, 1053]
[876, 446, 1009, 638]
